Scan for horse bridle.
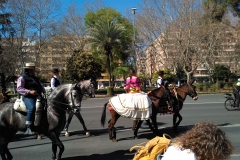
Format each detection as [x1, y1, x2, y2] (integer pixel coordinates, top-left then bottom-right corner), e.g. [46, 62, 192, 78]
[177, 83, 196, 98]
[48, 84, 82, 112]
[187, 83, 197, 98]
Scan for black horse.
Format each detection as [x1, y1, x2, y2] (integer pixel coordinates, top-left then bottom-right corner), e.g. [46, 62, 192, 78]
[101, 83, 174, 142]
[64, 79, 95, 137]
[0, 83, 83, 160]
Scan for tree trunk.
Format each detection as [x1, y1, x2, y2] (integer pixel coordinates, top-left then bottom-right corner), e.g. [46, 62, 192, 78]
[106, 51, 114, 96]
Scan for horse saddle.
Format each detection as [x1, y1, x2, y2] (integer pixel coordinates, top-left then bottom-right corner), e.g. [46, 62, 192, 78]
[14, 96, 44, 126]
[14, 96, 28, 112]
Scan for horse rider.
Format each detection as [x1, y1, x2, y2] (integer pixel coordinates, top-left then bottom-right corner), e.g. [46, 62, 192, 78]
[16, 63, 45, 128]
[233, 78, 240, 108]
[157, 70, 165, 88]
[51, 68, 61, 91]
[124, 69, 142, 93]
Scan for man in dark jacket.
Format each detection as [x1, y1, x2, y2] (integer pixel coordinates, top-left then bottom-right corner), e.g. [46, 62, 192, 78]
[17, 63, 45, 127]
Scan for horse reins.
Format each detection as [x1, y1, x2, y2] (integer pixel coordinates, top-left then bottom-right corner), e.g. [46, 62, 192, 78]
[47, 84, 82, 116]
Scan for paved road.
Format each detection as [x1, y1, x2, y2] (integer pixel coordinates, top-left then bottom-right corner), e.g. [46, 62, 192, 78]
[8, 94, 240, 160]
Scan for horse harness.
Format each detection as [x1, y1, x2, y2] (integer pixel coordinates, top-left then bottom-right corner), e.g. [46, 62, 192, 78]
[171, 83, 195, 110]
[47, 84, 82, 117]
[148, 87, 172, 112]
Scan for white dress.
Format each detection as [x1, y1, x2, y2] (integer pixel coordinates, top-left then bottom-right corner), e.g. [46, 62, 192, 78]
[161, 146, 196, 160]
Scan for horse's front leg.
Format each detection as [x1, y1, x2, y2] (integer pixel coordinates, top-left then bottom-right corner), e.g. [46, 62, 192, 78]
[132, 120, 138, 131]
[0, 146, 7, 160]
[49, 132, 64, 160]
[150, 114, 159, 135]
[74, 112, 90, 137]
[145, 119, 155, 132]
[64, 112, 74, 137]
[108, 110, 120, 142]
[173, 111, 182, 133]
[133, 120, 143, 139]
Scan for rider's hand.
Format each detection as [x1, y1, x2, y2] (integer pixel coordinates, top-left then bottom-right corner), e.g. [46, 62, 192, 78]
[29, 90, 37, 95]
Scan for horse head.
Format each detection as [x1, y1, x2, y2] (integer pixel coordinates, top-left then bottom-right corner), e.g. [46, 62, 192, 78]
[186, 79, 198, 100]
[49, 83, 82, 113]
[78, 79, 95, 98]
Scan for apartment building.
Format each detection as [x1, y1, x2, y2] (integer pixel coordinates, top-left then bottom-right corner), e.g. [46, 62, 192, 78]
[144, 29, 240, 81]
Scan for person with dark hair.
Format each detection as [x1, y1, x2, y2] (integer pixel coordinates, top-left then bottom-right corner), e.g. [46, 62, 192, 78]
[233, 78, 240, 108]
[124, 69, 142, 93]
[157, 70, 165, 88]
[16, 63, 45, 127]
[158, 121, 234, 160]
[51, 68, 61, 90]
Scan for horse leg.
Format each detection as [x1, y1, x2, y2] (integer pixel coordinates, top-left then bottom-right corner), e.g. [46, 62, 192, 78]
[64, 112, 74, 137]
[0, 132, 15, 160]
[133, 120, 143, 139]
[145, 119, 155, 132]
[150, 114, 159, 135]
[132, 120, 138, 131]
[49, 132, 64, 160]
[108, 110, 120, 142]
[0, 145, 7, 160]
[74, 112, 90, 137]
[173, 111, 182, 133]
[4, 144, 13, 160]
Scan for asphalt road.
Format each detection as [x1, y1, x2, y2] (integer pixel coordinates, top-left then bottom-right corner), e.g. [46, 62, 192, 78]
[8, 94, 240, 160]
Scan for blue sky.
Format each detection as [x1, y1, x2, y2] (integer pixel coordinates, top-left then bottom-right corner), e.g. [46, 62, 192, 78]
[60, 0, 140, 15]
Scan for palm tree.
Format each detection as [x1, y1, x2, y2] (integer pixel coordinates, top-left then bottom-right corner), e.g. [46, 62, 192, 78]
[88, 18, 125, 95]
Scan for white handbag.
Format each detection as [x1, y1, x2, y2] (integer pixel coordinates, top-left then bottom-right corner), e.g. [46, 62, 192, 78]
[13, 96, 28, 113]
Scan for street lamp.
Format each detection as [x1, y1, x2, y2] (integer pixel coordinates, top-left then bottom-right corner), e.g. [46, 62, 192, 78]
[131, 7, 137, 71]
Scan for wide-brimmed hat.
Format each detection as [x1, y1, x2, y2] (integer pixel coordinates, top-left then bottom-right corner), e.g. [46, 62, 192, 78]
[22, 63, 36, 69]
[158, 70, 164, 75]
[52, 68, 60, 73]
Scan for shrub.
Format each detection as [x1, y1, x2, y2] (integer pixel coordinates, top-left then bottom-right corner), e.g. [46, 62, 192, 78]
[210, 83, 217, 92]
[195, 83, 204, 91]
[203, 82, 211, 91]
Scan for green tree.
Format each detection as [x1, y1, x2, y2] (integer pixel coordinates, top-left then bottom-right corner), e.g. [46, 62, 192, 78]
[211, 65, 232, 82]
[203, 0, 240, 22]
[63, 52, 103, 82]
[85, 7, 133, 96]
[112, 66, 129, 81]
[152, 69, 175, 85]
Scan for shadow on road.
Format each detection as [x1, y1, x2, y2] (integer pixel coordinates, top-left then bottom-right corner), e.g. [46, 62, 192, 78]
[62, 150, 133, 160]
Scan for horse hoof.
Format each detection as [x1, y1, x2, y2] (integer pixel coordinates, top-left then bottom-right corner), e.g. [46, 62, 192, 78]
[37, 135, 42, 140]
[65, 132, 69, 137]
[112, 138, 118, 142]
[134, 136, 138, 139]
[86, 132, 91, 137]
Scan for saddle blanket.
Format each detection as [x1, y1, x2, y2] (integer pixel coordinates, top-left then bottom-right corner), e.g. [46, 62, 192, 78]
[109, 92, 152, 120]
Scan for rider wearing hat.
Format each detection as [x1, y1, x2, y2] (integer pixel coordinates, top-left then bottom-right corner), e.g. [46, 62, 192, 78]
[233, 78, 240, 108]
[50, 68, 61, 90]
[16, 63, 45, 127]
[157, 70, 165, 88]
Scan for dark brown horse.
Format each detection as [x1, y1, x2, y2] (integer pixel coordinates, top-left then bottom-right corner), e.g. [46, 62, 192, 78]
[132, 79, 198, 134]
[101, 83, 174, 142]
[171, 79, 198, 132]
[0, 83, 83, 160]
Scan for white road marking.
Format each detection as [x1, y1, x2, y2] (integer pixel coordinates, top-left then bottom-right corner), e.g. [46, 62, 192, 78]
[81, 101, 224, 109]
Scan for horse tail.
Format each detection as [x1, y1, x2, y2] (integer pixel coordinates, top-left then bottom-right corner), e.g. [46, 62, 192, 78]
[101, 102, 108, 127]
